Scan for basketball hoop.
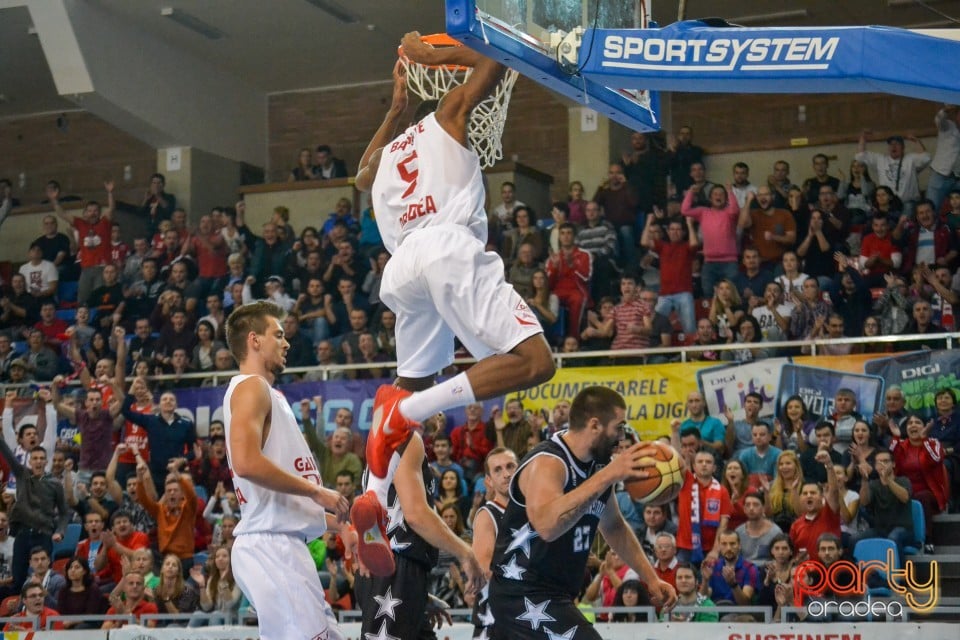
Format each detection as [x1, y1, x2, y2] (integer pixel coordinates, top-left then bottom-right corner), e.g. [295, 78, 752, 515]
[399, 33, 518, 169]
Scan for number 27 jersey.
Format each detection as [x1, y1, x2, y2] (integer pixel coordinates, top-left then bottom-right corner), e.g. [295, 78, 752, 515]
[372, 113, 487, 254]
[491, 432, 611, 598]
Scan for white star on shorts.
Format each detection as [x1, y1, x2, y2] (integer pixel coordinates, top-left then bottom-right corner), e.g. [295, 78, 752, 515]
[364, 619, 400, 640]
[517, 597, 556, 631]
[505, 523, 538, 558]
[499, 555, 527, 580]
[477, 604, 495, 627]
[386, 499, 407, 534]
[545, 625, 578, 640]
[373, 586, 402, 620]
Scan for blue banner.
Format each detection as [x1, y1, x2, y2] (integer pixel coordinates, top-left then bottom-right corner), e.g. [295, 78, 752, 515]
[168, 378, 503, 437]
[585, 21, 960, 104]
[776, 364, 885, 422]
[863, 350, 960, 420]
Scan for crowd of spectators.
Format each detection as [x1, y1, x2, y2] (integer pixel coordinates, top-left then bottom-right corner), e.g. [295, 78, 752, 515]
[0, 109, 958, 627]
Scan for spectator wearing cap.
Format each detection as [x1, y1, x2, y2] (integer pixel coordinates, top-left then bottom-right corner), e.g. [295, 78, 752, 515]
[5, 359, 35, 396]
[856, 131, 931, 217]
[258, 275, 293, 312]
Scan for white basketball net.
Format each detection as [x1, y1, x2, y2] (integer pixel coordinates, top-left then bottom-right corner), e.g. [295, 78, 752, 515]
[400, 53, 518, 169]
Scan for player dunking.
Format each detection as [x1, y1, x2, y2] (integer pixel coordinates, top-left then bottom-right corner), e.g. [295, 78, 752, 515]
[487, 386, 677, 640]
[350, 32, 556, 575]
[222, 301, 352, 640]
[471, 447, 518, 639]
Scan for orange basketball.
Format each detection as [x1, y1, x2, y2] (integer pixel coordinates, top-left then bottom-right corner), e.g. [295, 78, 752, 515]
[624, 442, 684, 506]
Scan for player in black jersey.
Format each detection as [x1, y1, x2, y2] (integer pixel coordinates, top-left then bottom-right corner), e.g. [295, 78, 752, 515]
[471, 447, 518, 639]
[487, 386, 677, 639]
[354, 422, 483, 639]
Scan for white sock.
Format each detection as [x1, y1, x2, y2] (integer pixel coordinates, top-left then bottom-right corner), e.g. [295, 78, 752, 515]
[400, 372, 476, 422]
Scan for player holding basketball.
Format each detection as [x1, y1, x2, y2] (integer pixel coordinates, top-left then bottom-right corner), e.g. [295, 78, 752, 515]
[350, 32, 556, 576]
[471, 447, 519, 639]
[222, 301, 351, 640]
[487, 386, 676, 640]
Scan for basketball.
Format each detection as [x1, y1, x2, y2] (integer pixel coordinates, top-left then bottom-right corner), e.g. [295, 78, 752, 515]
[624, 442, 683, 506]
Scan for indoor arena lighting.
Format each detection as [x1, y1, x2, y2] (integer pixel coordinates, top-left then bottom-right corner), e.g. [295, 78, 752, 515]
[303, 0, 359, 24]
[160, 7, 224, 40]
[730, 9, 810, 25]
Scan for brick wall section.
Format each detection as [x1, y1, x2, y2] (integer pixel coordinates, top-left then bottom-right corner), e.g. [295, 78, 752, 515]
[0, 112, 157, 207]
[267, 76, 571, 202]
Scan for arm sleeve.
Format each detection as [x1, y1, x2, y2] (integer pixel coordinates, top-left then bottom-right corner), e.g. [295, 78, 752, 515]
[43, 403, 57, 472]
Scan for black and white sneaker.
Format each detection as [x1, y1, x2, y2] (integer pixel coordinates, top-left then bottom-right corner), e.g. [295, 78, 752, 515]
[924, 543, 935, 554]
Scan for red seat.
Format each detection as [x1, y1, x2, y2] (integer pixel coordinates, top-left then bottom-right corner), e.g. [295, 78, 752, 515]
[1, 594, 20, 616]
[53, 557, 70, 577]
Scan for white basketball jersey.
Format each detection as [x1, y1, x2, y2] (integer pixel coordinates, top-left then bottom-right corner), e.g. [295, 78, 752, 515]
[223, 374, 328, 540]
[372, 113, 487, 254]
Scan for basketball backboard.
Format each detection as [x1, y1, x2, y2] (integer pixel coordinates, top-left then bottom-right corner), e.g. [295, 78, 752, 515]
[445, 0, 661, 132]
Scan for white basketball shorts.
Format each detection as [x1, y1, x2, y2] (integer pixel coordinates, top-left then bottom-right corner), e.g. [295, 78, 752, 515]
[232, 532, 344, 640]
[380, 224, 543, 378]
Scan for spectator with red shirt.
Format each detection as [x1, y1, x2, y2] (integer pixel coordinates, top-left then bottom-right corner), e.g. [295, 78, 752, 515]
[3, 583, 64, 632]
[610, 273, 653, 360]
[858, 215, 902, 286]
[51, 181, 113, 306]
[671, 422, 732, 564]
[179, 214, 229, 304]
[584, 547, 639, 620]
[546, 222, 592, 337]
[33, 301, 69, 347]
[190, 435, 233, 497]
[889, 413, 949, 551]
[450, 402, 493, 482]
[641, 208, 698, 335]
[96, 511, 149, 585]
[788, 450, 842, 559]
[101, 571, 158, 629]
[109, 222, 129, 269]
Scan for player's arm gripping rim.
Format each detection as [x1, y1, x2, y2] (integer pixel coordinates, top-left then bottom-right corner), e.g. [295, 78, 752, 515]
[228, 376, 349, 522]
[520, 442, 657, 542]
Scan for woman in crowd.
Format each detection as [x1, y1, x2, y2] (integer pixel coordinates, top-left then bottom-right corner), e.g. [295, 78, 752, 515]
[787, 186, 809, 238]
[722, 315, 769, 363]
[709, 279, 745, 341]
[929, 388, 960, 503]
[765, 451, 804, 532]
[501, 205, 545, 267]
[774, 251, 808, 297]
[84, 331, 115, 372]
[153, 554, 200, 626]
[191, 320, 225, 373]
[291, 226, 322, 269]
[833, 464, 864, 549]
[57, 558, 108, 629]
[872, 185, 904, 223]
[435, 469, 471, 523]
[193, 546, 241, 624]
[857, 316, 890, 353]
[580, 296, 615, 352]
[838, 159, 875, 223]
[842, 420, 878, 488]
[890, 414, 950, 546]
[756, 534, 795, 612]
[722, 459, 750, 529]
[776, 395, 815, 452]
[288, 148, 318, 181]
[660, 564, 719, 622]
[613, 579, 648, 623]
[527, 269, 559, 336]
[434, 500, 471, 607]
[568, 180, 588, 225]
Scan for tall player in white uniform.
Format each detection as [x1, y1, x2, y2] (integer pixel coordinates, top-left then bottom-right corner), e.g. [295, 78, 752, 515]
[223, 301, 352, 640]
[351, 32, 556, 576]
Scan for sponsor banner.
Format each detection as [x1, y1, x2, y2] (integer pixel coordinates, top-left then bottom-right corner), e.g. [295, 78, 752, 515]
[794, 353, 880, 373]
[864, 349, 960, 420]
[0, 631, 105, 639]
[777, 364, 885, 422]
[167, 378, 501, 437]
[585, 21, 960, 104]
[511, 363, 714, 439]
[696, 358, 789, 421]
